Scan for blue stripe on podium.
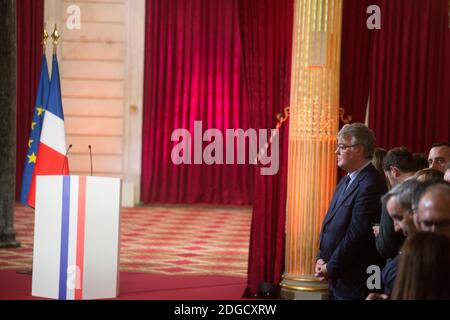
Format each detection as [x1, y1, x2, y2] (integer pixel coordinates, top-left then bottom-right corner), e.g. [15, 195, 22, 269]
[59, 176, 71, 300]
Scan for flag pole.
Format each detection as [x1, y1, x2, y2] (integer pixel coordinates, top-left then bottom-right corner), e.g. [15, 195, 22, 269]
[51, 24, 59, 54]
[42, 24, 49, 54]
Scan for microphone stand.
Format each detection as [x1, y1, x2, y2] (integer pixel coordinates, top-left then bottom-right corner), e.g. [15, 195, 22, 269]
[61, 144, 73, 175]
[88, 145, 93, 176]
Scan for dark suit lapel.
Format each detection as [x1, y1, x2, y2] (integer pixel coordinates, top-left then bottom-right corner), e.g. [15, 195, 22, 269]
[339, 165, 372, 205]
[336, 177, 360, 207]
[322, 177, 349, 227]
[322, 165, 372, 227]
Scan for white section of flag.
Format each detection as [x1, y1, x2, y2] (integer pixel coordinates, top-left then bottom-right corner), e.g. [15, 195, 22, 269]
[39, 111, 67, 155]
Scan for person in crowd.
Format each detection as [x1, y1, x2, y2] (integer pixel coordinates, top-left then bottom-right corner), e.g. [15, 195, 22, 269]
[414, 168, 444, 182]
[391, 232, 450, 300]
[379, 179, 420, 296]
[428, 142, 450, 173]
[443, 163, 450, 182]
[316, 123, 386, 300]
[367, 179, 450, 300]
[372, 148, 387, 181]
[413, 153, 429, 171]
[383, 147, 417, 188]
[375, 147, 416, 260]
[414, 180, 450, 239]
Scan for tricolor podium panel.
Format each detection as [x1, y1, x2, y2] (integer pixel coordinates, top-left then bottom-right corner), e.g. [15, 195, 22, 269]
[32, 176, 121, 300]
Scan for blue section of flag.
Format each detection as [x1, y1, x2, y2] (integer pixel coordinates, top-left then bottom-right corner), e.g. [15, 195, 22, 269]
[47, 54, 65, 120]
[19, 56, 50, 205]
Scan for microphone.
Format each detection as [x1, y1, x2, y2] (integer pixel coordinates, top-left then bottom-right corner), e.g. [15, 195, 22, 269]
[88, 145, 93, 176]
[61, 144, 73, 175]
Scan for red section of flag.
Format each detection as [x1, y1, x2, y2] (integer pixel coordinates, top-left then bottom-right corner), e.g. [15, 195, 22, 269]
[28, 143, 68, 208]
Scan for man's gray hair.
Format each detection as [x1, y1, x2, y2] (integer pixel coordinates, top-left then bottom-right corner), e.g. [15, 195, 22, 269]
[338, 123, 376, 159]
[381, 178, 421, 210]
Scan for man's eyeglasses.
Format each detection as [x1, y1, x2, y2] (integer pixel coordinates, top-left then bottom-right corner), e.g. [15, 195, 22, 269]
[336, 144, 360, 152]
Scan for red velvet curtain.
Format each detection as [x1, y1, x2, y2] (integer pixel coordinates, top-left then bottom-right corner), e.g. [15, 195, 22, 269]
[339, 0, 376, 127]
[141, 0, 254, 204]
[15, 0, 44, 200]
[369, 0, 450, 152]
[238, 0, 294, 297]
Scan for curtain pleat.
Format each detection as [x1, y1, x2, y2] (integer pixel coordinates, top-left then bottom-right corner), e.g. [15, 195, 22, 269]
[142, 0, 254, 204]
[15, 0, 44, 199]
[369, 0, 450, 152]
[238, 0, 294, 297]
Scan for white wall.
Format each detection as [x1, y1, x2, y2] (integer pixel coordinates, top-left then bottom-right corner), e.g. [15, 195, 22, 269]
[44, 0, 145, 206]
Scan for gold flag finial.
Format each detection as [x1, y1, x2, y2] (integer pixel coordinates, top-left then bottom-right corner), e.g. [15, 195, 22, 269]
[51, 24, 60, 54]
[42, 24, 49, 53]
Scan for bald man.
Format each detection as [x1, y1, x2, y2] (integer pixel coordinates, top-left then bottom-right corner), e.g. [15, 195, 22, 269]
[367, 181, 450, 300]
[444, 163, 450, 183]
[416, 181, 450, 239]
[428, 143, 450, 173]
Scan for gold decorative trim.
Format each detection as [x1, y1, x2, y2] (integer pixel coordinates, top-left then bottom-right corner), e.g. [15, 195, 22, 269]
[51, 24, 60, 54]
[280, 283, 329, 293]
[42, 25, 49, 53]
[282, 275, 327, 283]
[276, 107, 290, 129]
[255, 106, 290, 163]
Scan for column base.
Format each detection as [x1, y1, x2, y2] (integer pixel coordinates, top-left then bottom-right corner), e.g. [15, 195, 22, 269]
[280, 274, 329, 300]
[0, 228, 21, 249]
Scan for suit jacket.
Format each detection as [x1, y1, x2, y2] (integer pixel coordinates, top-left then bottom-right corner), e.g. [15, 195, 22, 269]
[318, 163, 387, 299]
[382, 255, 399, 295]
[376, 205, 405, 259]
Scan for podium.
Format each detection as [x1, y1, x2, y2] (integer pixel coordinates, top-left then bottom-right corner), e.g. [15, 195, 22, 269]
[32, 176, 121, 300]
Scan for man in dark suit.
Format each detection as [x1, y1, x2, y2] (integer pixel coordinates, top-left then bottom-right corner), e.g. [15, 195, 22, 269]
[315, 123, 387, 300]
[376, 147, 416, 259]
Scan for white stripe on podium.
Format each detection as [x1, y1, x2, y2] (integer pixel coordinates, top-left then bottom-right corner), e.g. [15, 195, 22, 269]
[67, 177, 79, 300]
[83, 177, 121, 299]
[32, 176, 64, 300]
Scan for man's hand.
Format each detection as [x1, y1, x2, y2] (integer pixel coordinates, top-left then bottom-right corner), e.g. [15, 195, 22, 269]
[315, 259, 328, 280]
[373, 225, 380, 237]
[318, 263, 329, 280]
[315, 259, 325, 274]
[366, 293, 389, 300]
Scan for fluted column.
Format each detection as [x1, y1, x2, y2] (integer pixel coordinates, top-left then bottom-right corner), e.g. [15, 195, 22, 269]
[0, 0, 20, 249]
[280, 0, 342, 300]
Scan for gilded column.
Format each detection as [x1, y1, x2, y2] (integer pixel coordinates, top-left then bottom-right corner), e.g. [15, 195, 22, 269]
[280, 0, 343, 299]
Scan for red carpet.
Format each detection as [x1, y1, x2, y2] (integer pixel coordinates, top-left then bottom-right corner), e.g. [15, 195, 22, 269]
[0, 270, 246, 300]
[0, 204, 251, 300]
[1, 204, 252, 277]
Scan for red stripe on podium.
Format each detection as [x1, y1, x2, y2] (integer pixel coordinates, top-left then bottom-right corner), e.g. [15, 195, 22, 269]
[75, 176, 87, 300]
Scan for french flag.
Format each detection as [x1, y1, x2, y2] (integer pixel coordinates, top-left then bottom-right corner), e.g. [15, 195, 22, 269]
[19, 55, 50, 205]
[28, 54, 69, 208]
